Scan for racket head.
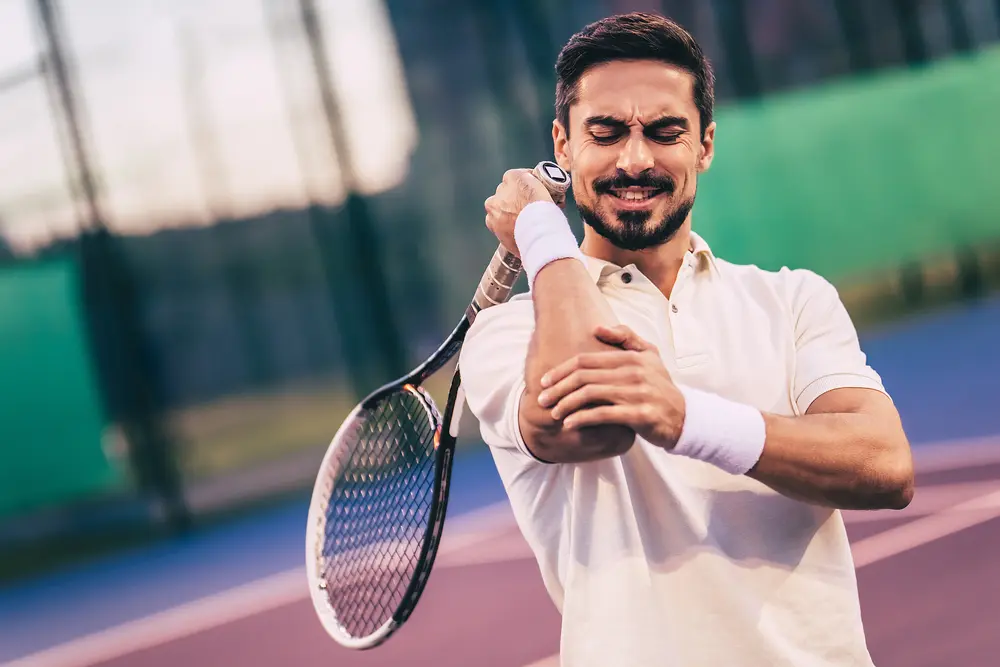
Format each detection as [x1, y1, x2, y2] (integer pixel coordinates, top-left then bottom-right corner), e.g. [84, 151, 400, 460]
[305, 381, 455, 649]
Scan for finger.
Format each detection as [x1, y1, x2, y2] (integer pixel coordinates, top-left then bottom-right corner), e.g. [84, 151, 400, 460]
[594, 324, 653, 352]
[562, 404, 644, 430]
[540, 350, 643, 388]
[550, 384, 639, 421]
[502, 168, 532, 183]
[537, 367, 639, 408]
[541, 351, 641, 388]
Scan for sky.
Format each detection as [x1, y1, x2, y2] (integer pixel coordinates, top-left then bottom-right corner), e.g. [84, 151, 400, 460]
[0, 0, 417, 253]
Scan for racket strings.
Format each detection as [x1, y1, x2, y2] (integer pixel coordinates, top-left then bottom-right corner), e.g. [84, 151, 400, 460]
[319, 389, 439, 639]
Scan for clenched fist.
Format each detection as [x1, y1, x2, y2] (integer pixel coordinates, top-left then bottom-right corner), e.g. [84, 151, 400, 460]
[484, 168, 559, 258]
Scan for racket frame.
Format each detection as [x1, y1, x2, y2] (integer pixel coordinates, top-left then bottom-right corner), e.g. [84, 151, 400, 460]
[306, 161, 570, 649]
[304, 317, 469, 648]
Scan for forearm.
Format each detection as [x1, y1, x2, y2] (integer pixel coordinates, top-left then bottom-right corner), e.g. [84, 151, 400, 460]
[519, 259, 636, 461]
[525, 257, 618, 389]
[511, 202, 635, 461]
[666, 384, 912, 510]
[748, 409, 914, 510]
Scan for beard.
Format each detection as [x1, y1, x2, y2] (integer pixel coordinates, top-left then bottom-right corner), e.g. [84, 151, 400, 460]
[577, 169, 696, 251]
[578, 197, 694, 251]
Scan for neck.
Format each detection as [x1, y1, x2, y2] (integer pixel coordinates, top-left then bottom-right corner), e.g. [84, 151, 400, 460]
[580, 219, 693, 299]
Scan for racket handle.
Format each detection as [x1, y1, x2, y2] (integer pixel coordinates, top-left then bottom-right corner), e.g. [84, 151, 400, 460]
[468, 162, 571, 320]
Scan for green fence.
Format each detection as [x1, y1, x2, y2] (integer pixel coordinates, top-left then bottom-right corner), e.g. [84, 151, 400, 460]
[696, 45, 1000, 280]
[0, 258, 119, 517]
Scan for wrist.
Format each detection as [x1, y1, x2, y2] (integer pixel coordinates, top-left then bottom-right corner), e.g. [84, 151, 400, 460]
[672, 385, 766, 475]
[514, 201, 584, 290]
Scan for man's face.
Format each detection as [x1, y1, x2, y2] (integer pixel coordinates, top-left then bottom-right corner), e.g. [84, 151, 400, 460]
[554, 59, 715, 251]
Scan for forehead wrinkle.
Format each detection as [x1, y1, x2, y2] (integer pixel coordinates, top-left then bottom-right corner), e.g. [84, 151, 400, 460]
[583, 109, 689, 129]
[572, 60, 698, 131]
[576, 89, 687, 129]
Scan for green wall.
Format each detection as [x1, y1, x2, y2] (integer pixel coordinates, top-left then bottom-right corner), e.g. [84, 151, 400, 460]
[695, 45, 1000, 280]
[0, 259, 120, 516]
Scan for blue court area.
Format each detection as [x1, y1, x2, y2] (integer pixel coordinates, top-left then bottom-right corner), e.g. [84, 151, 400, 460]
[0, 448, 509, 662]
[860, 296, 1000, 443]
[1, 294, 999, 663]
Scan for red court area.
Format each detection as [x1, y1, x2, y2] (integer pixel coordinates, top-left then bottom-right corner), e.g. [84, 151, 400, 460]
[49, 449, 1000, 667]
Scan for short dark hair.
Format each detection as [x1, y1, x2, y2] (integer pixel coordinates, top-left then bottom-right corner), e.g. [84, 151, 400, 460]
[555, 12, 715, 138]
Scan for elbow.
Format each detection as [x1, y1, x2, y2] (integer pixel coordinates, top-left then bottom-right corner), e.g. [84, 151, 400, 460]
[871, 446, 915, 510]
[537, 424, 636, 464]
[520, 400, 635, 464]
[520, 357, 636, 462]
[883, 459, 915, 510]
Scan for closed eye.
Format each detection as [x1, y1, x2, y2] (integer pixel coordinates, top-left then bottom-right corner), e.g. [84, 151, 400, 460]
[649, 132, 683, 144]
[592, 132, 623, 145]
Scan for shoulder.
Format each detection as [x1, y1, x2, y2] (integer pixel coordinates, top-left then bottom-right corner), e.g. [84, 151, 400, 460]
[467, 292, 535, 337]
[713, 258, 840, 312]
[460, 292, 535, 365]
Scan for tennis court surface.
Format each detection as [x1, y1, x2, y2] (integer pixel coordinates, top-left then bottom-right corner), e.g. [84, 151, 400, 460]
[3, 437, 999, 667]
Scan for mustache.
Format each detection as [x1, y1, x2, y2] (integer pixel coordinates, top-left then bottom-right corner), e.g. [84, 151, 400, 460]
[593, 170, 675, 194]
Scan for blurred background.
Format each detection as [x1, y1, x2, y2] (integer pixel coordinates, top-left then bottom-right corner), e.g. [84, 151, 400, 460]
[1, 0, 999, 665]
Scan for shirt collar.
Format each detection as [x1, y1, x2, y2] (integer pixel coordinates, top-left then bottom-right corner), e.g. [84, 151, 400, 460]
[581, 231, 720, 283]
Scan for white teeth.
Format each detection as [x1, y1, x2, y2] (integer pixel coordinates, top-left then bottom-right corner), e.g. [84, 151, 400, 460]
[609, 189, 664, 201]
[619, 191, 649, 201]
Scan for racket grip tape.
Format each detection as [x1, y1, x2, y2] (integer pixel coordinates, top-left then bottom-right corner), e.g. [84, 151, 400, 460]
[468, 245, 522, 318]
[467, 162, 571, 320]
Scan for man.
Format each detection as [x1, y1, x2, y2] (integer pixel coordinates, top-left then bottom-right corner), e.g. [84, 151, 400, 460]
[458, 11, 914, 667]
[460, 9, 913, 667]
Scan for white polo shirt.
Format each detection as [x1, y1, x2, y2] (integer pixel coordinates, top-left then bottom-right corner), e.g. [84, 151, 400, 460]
[458, 230, 887, 667]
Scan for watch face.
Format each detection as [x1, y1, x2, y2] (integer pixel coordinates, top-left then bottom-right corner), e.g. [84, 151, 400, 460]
[542, 163, 568, 183]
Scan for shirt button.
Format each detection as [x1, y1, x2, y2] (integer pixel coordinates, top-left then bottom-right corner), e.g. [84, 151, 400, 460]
[621, 272, 632, 284]
[671, 304, 679, 313]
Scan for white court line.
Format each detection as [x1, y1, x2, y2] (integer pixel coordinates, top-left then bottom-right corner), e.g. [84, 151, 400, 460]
[850, 488, 1000, 567]
[910, 434, 1000, 473]
[438, 527, 533, 569]
[6, 437, 1000, 667]
[1, 569, 308, 667]
[842, 478, 1000, 523]
[1, 501, 515, 667]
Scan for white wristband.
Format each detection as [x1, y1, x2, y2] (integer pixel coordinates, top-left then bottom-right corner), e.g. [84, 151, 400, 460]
[674, 385, 766, 475]
[514, 201, 585, 289]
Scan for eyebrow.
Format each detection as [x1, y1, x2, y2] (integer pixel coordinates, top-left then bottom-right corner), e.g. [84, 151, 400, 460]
[583, 115, 689, 132]
[644, 115, 689, 132]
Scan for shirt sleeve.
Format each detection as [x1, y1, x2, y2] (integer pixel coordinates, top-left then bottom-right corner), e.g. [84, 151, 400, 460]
[786, 268, 889, 414]
[458, 296, 548, 461]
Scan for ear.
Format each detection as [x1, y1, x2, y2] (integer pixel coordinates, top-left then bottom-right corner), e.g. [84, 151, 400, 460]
[697, 121, 716, 173]
[553, 119, 571, 172]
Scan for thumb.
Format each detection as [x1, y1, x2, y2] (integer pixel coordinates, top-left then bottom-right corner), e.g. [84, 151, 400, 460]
[594, 324, 650, 352]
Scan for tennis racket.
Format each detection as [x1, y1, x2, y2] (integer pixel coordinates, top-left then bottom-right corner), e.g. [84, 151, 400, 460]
[305, 161, 571, 649]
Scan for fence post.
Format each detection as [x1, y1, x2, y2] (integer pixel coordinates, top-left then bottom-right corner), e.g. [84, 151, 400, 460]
[32, 0, 190, 531]
[469, 0, 547, 166]
[709, 0, 761, 99]
[296, 0, 409, 394]
[888, 0, 929, 66]
[832, 0, 874, 72]
[510, 0, 559, 149]
[942, 0, 973, 54]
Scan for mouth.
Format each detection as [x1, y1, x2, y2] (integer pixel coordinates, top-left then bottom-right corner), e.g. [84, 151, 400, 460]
[606, 187, 667, 210]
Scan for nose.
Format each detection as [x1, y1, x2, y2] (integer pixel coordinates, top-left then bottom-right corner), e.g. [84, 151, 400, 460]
[616, 132, 655, 176]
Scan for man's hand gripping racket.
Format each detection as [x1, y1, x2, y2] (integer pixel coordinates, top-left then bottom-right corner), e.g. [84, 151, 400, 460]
[305, 161, 571, 649]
